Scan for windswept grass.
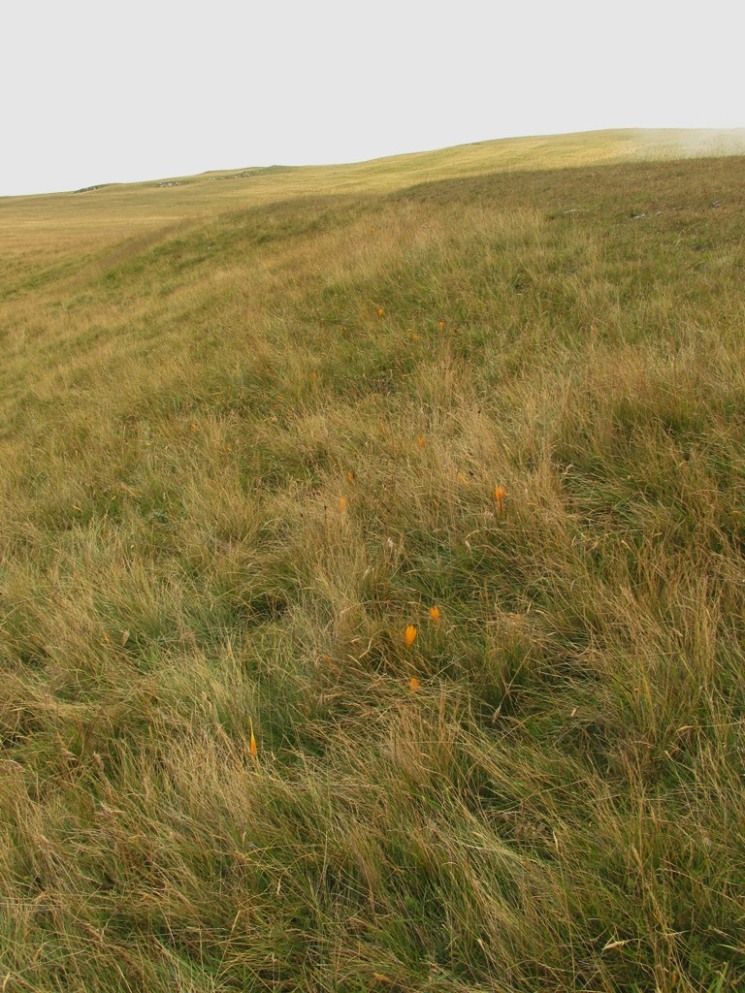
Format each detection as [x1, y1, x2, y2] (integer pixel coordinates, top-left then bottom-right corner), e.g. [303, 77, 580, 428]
[1, 137, 744, 992]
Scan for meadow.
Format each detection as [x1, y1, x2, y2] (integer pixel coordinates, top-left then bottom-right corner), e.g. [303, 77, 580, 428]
[0, 130, 744, 992]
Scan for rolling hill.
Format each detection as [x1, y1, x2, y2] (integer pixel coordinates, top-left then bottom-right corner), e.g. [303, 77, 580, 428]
[1, 130, 744, 992]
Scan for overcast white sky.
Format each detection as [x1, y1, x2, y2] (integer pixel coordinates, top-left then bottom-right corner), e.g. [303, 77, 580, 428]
[1, 0, 743, 196]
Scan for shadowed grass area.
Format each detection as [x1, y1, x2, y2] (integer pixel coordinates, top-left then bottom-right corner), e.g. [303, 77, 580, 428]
[1, 137, 744, 992]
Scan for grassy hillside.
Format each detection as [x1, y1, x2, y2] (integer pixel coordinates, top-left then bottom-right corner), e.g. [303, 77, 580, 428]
[4, 128, 745, 260]
[1, 134, 744, 992]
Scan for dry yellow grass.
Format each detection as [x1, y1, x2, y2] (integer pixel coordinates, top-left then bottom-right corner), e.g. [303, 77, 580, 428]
[1, 132, 744, 992]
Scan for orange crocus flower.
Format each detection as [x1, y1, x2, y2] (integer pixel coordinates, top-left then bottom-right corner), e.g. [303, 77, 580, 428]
[494, 485, 507, 512]
[408, 676, 421, 692]
[404, 624, 417, 647]
[429, 606, 442, 624]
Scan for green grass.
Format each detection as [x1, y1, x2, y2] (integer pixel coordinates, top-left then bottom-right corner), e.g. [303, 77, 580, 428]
[1, 132, 744, 992]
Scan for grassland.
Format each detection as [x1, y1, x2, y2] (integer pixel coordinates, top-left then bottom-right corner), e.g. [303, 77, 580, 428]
[1, 131, 744, 992]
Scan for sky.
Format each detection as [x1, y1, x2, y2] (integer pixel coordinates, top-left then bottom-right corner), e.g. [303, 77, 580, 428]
[1, 0, 744, 197]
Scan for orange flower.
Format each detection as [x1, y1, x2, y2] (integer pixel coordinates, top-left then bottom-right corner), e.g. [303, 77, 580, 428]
[408, 676, 421, 692]
[249, 730, 258, 760]
[376, 306, 385, 319]
[338, 495, 348, 513]
[438, 320, 446, 331]
[428, 606, 442, 624]
[404, 624, 417, 647]
[494, 485, 507, 512]
[416, 435, 426, 449]
[346, 470, 355, 483]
